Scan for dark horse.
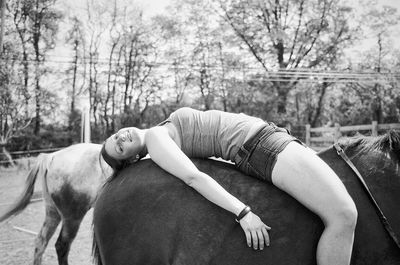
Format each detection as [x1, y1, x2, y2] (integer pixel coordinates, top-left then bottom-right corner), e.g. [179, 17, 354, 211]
[92, 131, 400, 265]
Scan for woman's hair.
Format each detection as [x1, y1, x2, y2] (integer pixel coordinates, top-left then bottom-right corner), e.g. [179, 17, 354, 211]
[100, 143, 124, 171]
[100, 142, 145, 172]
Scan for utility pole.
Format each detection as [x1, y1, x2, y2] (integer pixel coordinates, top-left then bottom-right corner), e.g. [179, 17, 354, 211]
[0, 0, 5, 56]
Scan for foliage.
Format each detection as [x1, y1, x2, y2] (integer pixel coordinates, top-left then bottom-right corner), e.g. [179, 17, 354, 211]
[0, 0, 399, 152]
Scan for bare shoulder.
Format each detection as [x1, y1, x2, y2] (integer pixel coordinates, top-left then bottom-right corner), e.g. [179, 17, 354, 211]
[145, 123, 182, 148]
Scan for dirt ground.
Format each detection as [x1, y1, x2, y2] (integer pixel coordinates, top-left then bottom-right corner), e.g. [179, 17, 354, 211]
[0, 161, 93, 265]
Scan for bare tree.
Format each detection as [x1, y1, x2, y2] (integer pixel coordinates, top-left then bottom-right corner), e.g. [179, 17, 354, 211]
[216, 0, 354, 115]
[85, 0, 107, 127]
[7, 0, 33, 117]
[362, 4, 399, 122]
[29, 0, 61, 134]
[103, 0, 121, 134]
[65, 16, 86, 131]
[0, 61, 31, 165]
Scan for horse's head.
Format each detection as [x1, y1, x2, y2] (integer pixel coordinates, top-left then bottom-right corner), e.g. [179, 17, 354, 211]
[332, 130, 400, 239]
[339, 130, 400, 174]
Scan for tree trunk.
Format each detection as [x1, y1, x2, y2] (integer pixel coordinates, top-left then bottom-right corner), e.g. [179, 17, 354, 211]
[69, 40, 78, 130]
[111, 45, 123, 133]
[104, 41, 118, 133]
[34, 74, 41, 135]
[33, 0, 41, 135]
[276, 85, 290, 114]
[311, 82, 329, 127]
[14, 11, 30, 118]
[22, 51, 29, 118]
[0, 0, 5, 55]
[1, 145, 15, 167]
[371, 34, 383, 123]
[371, 91, 383, 123]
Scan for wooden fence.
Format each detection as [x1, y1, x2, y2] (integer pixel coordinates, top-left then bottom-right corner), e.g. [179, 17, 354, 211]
[0, 147, 64, 165]
[305, 121, 400, 149]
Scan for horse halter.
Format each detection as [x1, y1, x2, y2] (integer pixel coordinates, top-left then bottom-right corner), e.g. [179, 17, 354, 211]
[334, 143, 400, 250]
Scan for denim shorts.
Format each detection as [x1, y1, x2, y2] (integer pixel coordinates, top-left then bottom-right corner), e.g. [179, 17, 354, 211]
[235, 123, 303, 183]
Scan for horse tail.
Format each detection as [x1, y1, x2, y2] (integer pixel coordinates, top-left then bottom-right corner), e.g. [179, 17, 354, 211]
[0, 153, 49, 222]
[92, 228, 103, 265]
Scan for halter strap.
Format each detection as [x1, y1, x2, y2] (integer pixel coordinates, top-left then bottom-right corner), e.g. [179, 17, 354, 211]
[333, 143, 400, 250]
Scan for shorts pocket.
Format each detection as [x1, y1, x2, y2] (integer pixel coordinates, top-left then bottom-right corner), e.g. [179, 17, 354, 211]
[246, 146, 270, 181]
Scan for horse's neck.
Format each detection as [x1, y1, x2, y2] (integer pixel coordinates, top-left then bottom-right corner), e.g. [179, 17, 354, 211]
[321, 146, 400, 242]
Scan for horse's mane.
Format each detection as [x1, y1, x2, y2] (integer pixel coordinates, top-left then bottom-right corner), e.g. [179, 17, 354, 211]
[339, 130, 400, 162]
[92, 230, 103, 265]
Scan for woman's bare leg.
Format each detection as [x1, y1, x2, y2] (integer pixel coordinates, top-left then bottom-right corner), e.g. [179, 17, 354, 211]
[272, 142, 357, 265]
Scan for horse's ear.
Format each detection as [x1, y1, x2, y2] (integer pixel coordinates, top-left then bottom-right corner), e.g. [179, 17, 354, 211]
[387, 130, 400, 151]
[122, 154, 141, 168]
[382, 130, 400, 161]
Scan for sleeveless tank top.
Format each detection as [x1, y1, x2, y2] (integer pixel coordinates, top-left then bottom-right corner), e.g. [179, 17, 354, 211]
[162, 107, 265, 162]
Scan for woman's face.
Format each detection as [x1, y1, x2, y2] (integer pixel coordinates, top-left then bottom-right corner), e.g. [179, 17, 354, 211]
[104, 127, 142, 160]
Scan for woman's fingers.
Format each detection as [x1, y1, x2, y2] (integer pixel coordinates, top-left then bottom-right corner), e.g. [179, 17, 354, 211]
[251, 230, 258, 250]
[256, 230, 264, 250]
[245, 230, 252, 247]
[239, 213, 271, 250]
[262, 225, 270, 247]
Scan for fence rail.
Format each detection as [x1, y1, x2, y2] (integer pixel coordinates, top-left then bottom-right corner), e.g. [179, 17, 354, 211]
[8, 147, 64, 156]
[0, 147, 65, 165]
[305, 121, 400, 149]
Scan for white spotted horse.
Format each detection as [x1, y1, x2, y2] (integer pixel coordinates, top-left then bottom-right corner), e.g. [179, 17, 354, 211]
[92, 131, 400, 265]
[0, 143, 112, 265]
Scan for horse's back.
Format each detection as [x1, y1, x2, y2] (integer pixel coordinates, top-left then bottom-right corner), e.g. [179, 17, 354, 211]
[45, 143, 106, 216]
[94, 155, 400, 265]
[49, 143, 102, 170]
[93, 158, 323, 265]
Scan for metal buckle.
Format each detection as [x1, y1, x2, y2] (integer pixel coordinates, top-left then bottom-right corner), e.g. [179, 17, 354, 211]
[334, 143, 343, 156]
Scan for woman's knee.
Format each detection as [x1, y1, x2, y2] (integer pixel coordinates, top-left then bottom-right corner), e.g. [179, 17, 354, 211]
[328, 199, 358, 230]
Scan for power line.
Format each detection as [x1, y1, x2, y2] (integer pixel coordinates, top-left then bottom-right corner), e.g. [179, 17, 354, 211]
[3, 57, 400, 78]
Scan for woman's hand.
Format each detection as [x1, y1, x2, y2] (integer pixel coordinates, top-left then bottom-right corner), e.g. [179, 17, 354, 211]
[239, 212, 271, 250]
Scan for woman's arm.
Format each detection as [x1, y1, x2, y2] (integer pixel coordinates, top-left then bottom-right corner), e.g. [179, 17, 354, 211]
[145, 126, 244, 216]
[144, 126, 270, 250]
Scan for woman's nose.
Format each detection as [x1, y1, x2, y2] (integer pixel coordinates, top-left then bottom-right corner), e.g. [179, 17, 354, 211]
[119, 133, 126, 141]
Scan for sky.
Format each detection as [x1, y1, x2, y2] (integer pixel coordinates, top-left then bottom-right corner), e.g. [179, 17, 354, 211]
[137, 0, 400, 16]
[380, 0, 400, 9]
[136, 0, 171, 17]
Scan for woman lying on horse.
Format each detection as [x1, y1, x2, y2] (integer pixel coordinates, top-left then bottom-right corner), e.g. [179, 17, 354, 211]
[101, 107, 357, 265]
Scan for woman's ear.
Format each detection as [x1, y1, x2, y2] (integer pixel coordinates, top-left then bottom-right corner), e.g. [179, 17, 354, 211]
[126, 154, 141, 164]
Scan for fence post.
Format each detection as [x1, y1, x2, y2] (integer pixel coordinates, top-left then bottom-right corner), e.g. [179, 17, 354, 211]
[305, 124, 311, 146]
[80, 110, 84, 143]
[372, 121, 378, 136]
[81, 107, 91, 143]
[334, 123, 341, 142]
